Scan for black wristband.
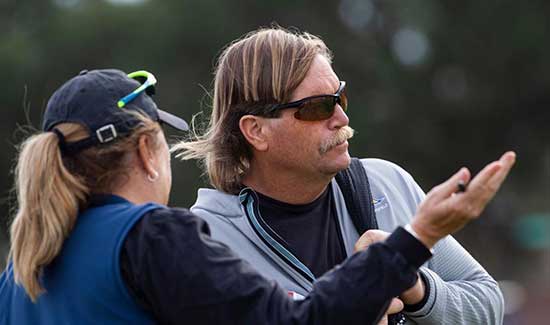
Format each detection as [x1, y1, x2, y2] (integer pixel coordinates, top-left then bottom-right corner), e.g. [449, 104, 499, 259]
[385, 227, 432, 269]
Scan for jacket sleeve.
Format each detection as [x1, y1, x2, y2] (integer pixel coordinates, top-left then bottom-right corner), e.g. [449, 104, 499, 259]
[121, 207, 432, 325]
[407, 236, 504, 324]
[385, 161, 505, 324]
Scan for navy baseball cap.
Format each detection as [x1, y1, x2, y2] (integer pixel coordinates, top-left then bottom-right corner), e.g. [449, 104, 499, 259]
[43, 69, 189, 153]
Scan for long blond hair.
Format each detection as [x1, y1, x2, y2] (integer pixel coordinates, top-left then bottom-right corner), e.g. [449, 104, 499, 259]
[173, 26, 332, 194]
[9, 117, 160, 302]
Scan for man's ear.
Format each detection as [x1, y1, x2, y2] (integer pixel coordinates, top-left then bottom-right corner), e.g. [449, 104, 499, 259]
[239, 115, 269, 151]
[137, 134, 159, 180]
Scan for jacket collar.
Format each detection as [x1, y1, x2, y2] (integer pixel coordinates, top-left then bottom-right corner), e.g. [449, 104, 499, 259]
[193, 188, 243, 218]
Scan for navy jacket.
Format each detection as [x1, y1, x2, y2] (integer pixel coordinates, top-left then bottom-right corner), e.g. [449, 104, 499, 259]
[0, 196, 159, 324]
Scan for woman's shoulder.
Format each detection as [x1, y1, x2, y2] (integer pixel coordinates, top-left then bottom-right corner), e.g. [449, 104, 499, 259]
[140, 206, 210, 235]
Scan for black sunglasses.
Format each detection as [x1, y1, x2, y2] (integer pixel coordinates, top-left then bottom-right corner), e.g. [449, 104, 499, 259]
[269, 81, 348, 121]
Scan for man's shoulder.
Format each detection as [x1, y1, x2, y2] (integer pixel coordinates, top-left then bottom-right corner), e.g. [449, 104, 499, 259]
[191, 188, 242, 218]
[356, 158, 415, 183]
[351, 157, 425, 205]
[189, 188, 248, 240]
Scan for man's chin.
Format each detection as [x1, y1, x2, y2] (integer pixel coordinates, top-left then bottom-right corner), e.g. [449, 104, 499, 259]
[336, 151, 352, 170]
[320, 150, 351, 175]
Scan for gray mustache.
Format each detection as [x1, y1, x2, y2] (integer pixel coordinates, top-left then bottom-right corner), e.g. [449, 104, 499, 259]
[319, 126, 355, 155]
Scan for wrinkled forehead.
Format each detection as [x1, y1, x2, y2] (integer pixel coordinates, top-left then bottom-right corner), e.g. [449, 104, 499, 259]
[290, 55, 341, 101]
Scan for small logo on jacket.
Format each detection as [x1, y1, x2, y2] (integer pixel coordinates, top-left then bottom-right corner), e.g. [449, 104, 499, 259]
[372, 197, 384, 205]
[373, 197, 388, 212]
[287, 291, 305, 301]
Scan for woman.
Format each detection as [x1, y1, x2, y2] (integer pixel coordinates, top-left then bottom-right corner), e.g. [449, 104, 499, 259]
[0, 69, 512, 324]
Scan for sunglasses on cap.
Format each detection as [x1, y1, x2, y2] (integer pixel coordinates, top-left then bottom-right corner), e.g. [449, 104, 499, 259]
[117, 70, 157, 108]
[270, 81, 348, 121]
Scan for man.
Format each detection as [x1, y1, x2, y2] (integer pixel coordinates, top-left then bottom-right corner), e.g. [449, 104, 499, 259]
[175, 27, 510, 324]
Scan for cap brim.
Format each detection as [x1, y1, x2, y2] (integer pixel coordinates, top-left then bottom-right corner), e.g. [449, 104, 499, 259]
[157, 109, 189, 131]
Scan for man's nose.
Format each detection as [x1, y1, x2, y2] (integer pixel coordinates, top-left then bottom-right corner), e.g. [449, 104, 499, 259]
[328, 104, 349, 129]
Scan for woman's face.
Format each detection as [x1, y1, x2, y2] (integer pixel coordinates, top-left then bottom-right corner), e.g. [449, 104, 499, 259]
[154, 130, 172, 205]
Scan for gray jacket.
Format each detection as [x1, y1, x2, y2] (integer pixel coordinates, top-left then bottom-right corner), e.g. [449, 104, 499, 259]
[191, 158, 504, 324]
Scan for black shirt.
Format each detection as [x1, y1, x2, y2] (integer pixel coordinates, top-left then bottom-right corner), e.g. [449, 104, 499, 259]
[257, 186, 430, 315]
[257, 187, 347, 278]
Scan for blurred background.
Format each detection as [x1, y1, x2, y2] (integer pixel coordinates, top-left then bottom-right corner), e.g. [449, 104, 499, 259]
[1, 0, 549, 323]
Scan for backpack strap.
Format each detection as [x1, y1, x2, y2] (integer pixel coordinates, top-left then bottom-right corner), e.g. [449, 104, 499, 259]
[335, 157, 378, 233]
[336, 159, 407, 324]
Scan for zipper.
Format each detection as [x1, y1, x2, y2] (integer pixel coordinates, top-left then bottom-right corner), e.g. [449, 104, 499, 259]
[239, 188, 316, 285]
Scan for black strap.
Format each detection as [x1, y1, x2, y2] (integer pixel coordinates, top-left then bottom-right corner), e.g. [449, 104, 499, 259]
[52, 128, 67, 151]
[52, 128, 98, 155]
[335, 158, 406, 325]
[335, 157, 378, 234]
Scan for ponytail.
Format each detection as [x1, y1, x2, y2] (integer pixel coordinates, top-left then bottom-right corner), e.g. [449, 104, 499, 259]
[8, 117, 161, 302]
[9, 124, 88, 301]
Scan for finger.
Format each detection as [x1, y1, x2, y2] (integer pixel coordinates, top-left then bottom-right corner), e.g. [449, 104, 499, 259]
[500, 151, 516, 164]
[366, 229, 390, 242]
[461, 152, 515, 208]
[459, 165, 501, 211]
[377, 315, 388, 325]
[486, 151, 516, 189]
[386, 297, 404, 314]
[465, 152, 515, 200]
[354, 231, 374, 252]
[429, 167, 471, 201]
[464, 160, 501, 196]
[354, 230, 389, 252]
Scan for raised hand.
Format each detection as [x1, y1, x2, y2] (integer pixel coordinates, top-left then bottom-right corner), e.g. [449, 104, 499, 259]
[411, 151, 516, 248]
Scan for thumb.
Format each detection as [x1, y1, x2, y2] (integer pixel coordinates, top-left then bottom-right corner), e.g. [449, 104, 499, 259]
[430, 167, 471, 201]
[386, 297, 404, 314]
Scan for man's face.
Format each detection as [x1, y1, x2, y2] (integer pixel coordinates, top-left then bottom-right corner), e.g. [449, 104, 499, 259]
[263, 54, 352, 178]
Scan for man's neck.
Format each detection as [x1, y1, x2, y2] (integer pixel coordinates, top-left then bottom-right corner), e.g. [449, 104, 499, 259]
[242, 162, 333, 205]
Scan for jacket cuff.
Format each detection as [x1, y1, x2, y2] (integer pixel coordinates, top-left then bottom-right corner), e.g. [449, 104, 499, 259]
[403, 271, 431, 312]
[385, 226, 432, 269]
[403, 267, 440, 319]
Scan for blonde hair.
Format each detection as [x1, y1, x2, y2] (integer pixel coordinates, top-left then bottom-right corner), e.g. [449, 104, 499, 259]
[9, 116, 160, 302]
[173, 26, 332, 194]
